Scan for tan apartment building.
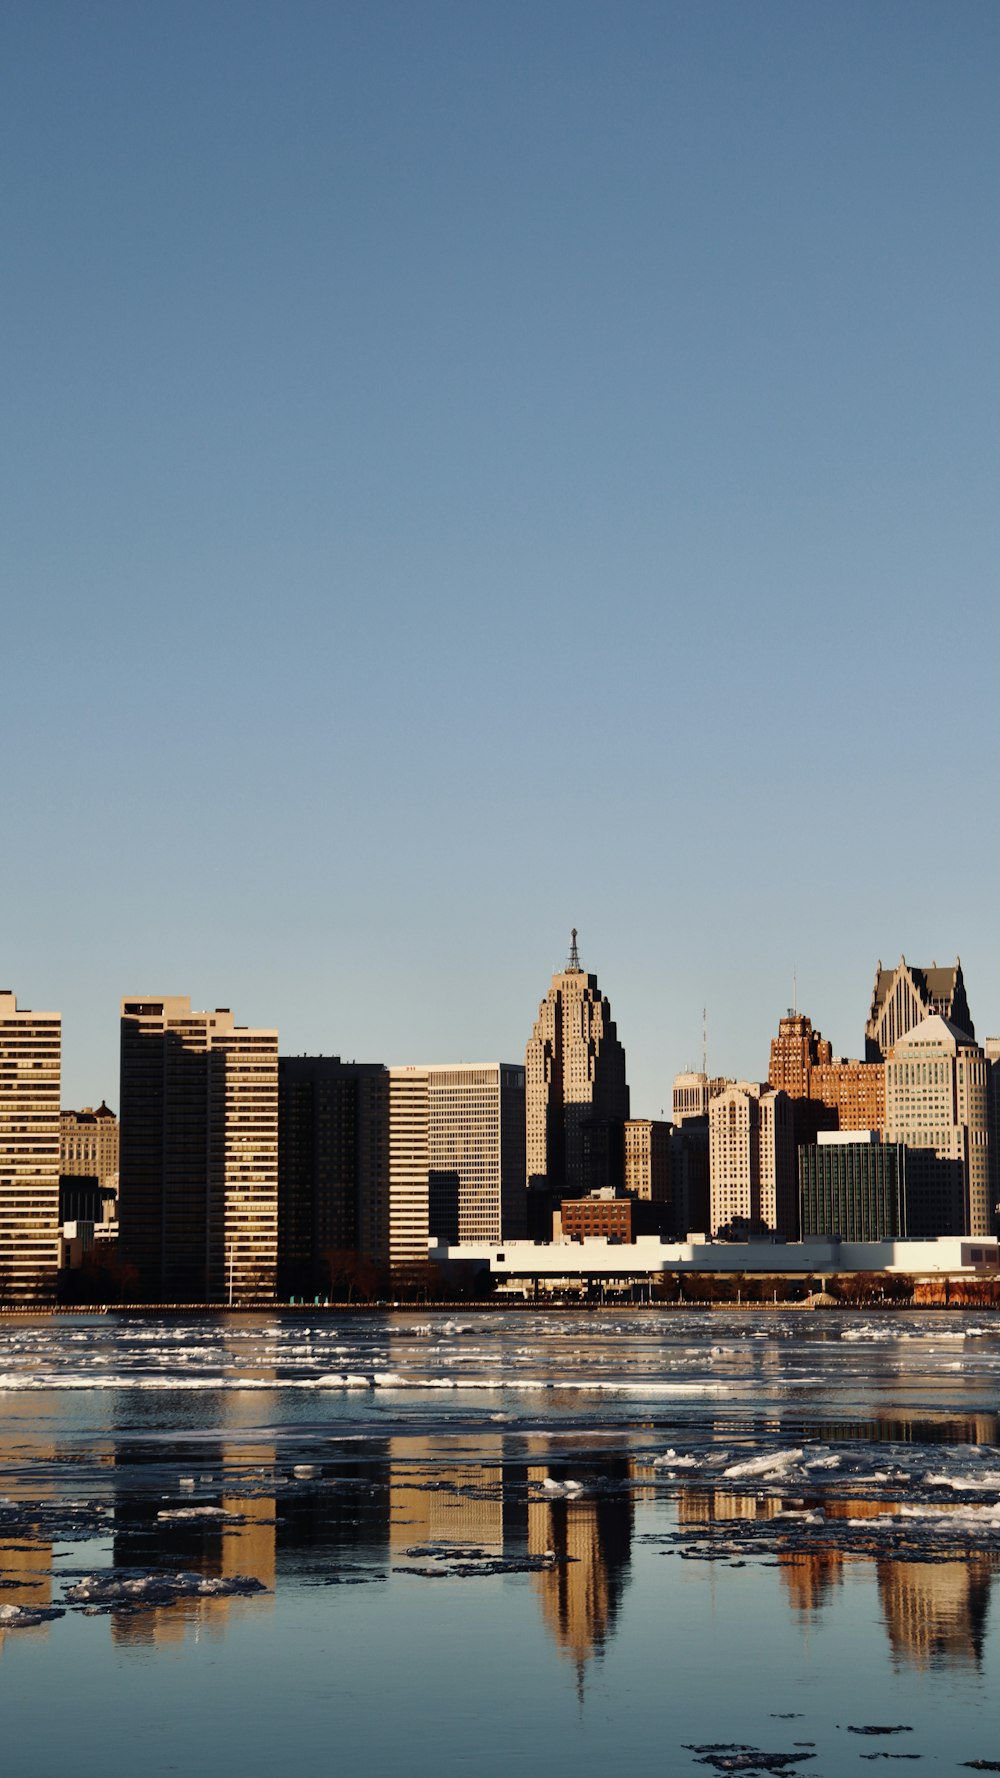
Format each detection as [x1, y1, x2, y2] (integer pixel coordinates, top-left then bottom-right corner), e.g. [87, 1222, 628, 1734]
[526, 931, 629, 1196]
[0, 992, 61, 1302]
[884, 1013, 991, 1237]
[386, 1067, 431, 1271]
[623, 1119, 670, 1204]
[119, 997, 278, 1301]
[386, 1063, 526, 1270]
[709, 1082, 796, 1238]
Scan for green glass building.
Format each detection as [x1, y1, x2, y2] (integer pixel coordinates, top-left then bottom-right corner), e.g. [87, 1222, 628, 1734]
[799, 1137, 906, 1241]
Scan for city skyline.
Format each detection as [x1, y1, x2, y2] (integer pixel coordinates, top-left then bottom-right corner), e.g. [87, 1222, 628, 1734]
[4, 2, 997, 1133]
[29, 935, 1000, 1125]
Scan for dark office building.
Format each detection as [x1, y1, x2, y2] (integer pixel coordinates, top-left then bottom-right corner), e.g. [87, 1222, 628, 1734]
[799, 1136, 907, 1241]
[278, 1056, 388, 1297]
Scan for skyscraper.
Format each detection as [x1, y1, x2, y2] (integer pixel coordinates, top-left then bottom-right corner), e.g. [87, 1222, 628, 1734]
[0, 992, 61, 1302]
[883, 1013, 991, 1236]
[119, 998, 278, 1301]
[277, 1056, 388, 1295]
[708, 1082, 797, 1238]
[866, 957, 974, 1062]
[525, 932, 629, 1198]
[768, 1012, 884, 1134]
[385, 1063, 527, 1269]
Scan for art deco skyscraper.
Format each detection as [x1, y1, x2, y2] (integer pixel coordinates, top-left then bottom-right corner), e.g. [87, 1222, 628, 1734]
[0, 992, 61, 1302]
[119, 997, 278, 1301]
[525, 932, 629, 1197]
[866, 957, 974, 1061]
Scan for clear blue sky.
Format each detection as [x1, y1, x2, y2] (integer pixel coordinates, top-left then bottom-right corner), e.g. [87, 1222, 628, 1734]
[3, 0, 997, 1116]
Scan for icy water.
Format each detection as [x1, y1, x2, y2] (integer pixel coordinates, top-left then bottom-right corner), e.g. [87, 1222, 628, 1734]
[1, 1311, 999, 1778]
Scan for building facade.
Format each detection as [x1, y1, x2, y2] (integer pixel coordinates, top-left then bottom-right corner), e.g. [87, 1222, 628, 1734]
[668, 1119, 710, 1237]
[386, 1063, 526, 1271]
[119, 997, 278, 1301]
[428, 1064, 526, 1245]
[799, 1131, 906, 1242]
[986, 1038, 1000, 1232]
[60, 1102, 119, 1191]
[709, 1083, 796, 1238]
[277, 1057, 387, 1295]
[671, 1072, 729, 1125]
[768, 1012, 885, 1133]
[866, 958, 974, 1062]
[526, 932, 629, 1198]
[884, 1014, 991, 1237]
[0, 992, 61, 1302]
[623, 1119, 671, 1205]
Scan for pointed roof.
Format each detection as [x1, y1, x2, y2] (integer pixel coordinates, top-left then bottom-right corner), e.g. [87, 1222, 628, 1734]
[890, 1012, 978, 1055]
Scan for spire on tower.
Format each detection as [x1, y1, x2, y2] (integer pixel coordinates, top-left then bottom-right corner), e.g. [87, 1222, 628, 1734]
[567, 928, 582, 972]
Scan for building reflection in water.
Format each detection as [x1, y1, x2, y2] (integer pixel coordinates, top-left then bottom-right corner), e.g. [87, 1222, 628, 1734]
[108, 1325, 280, 1646]
[878, 1555, 997, 1670]
[673, 1482, 997, 1670]
[524, 1445, 633, 1684]
[82, 1335, 1000, 1675]
[0, 1434, 56, 1656]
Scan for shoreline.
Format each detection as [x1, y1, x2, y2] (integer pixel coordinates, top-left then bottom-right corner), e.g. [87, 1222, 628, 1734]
[1, 1298, 997, 1316]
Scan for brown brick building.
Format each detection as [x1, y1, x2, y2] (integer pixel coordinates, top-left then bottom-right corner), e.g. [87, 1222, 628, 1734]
[768, 1012, 885, 1135]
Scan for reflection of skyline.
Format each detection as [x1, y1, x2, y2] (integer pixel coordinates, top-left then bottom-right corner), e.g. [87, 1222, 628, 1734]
[0, 1434, 55, 1656]
[673, 1483, 998, 1668]
[526, 1448, 633, 1681]
[878, 1555, 996, 1670]
[2, 1378, 995, 1680]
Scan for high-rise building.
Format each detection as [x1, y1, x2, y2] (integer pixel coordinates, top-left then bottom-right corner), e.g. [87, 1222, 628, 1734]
[119, 998, 278, 1301]
[708, 1082, 796, 1238]
[0, 992, 61, 1302]
[60, 1102, 119, 1191]
[385, 1063, 527, 1268]
[985, 1038, 1000, 1231]
[866, 957, 974, 1062]
[428, 1065, 526, 1245]
[277, 1057, 388, 1296]
[768, 1014, 832, 1097]
[671, 1072, 729, 1124]
[668, 1119, 710, 1236]
[623, 1119, 671, 1205]
[386, 1068, 431, 1273]
[799, 1132, 907, 1241]
[883, 1014, 991, 1236]
[808, 1059, 885, 1133]
[768, 1012, 884, 1134]
[525, 932, 629, 1198]
[59, 1101, 119, 1225]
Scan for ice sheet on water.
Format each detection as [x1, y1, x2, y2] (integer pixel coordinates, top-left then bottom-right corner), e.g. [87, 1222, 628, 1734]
[723, 1449, 804, 1480]
[156, 1506, 246, 1522]
[0, 1602, 65, 1627]
[653, 1450, 701, 1470]
[64, 1569, 268, 1606]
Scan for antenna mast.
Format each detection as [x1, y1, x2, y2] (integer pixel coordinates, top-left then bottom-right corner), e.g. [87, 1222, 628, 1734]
[567, 927, 582, 972]
[702, 1006, 707, 1077]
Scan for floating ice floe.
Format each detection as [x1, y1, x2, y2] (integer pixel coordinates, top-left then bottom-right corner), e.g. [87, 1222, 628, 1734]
[0, 1602, 65, 1628]
[156, 1506, 243, 1522]
[723, 1449, 804, 1480]
[541, 1477, 583, 1496]
[653, 1450, 701, 1470]
[64, 1570, 268, 1606]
